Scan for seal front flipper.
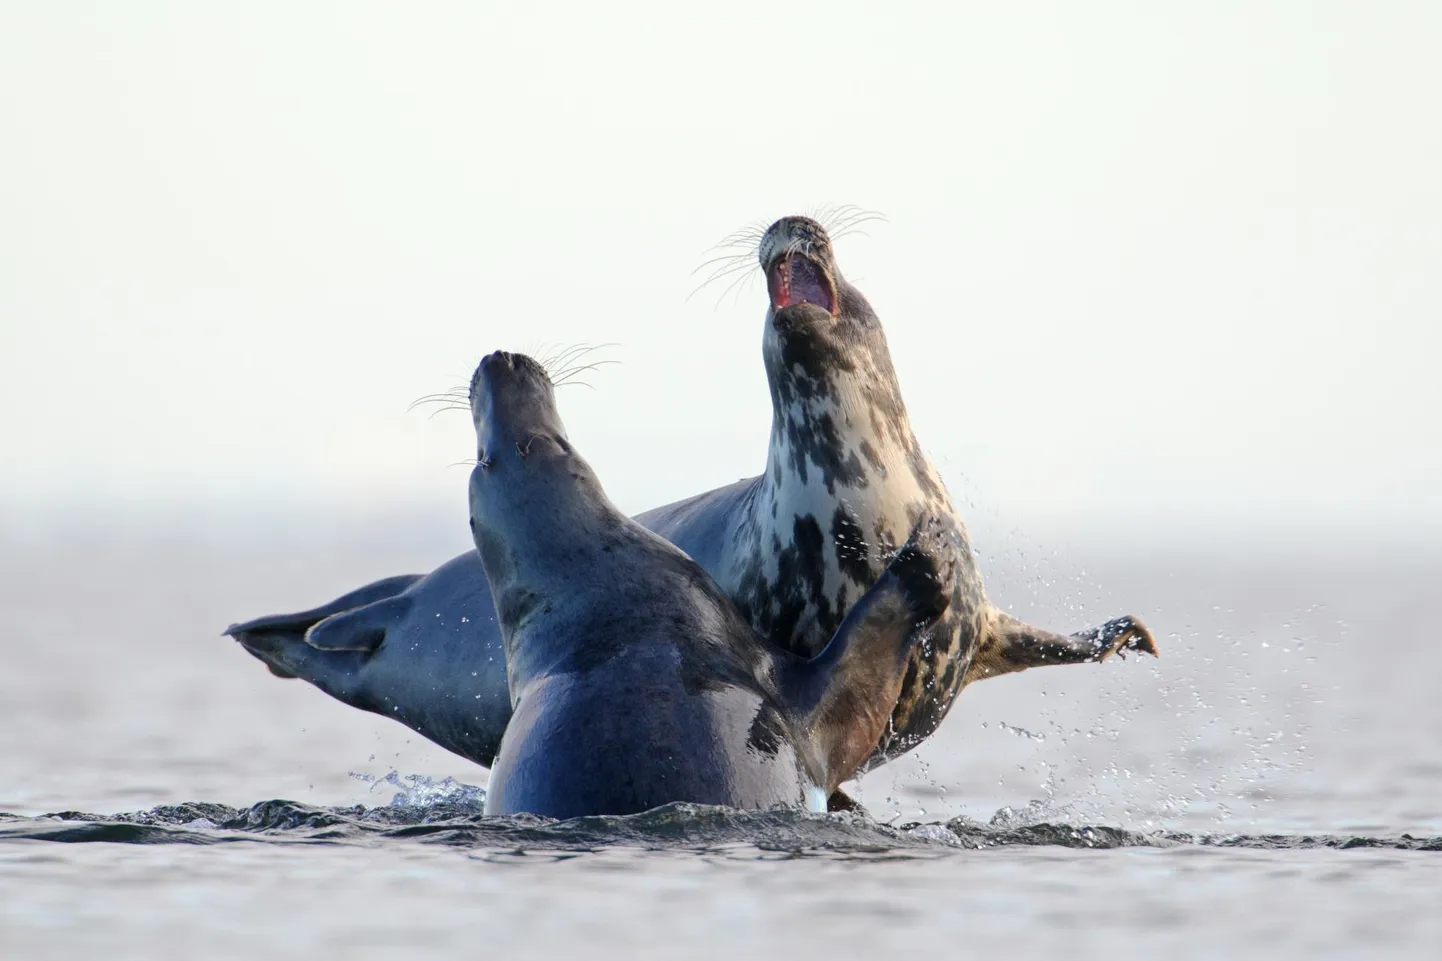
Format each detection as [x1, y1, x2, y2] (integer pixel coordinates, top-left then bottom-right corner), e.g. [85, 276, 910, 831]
[778, 514, 959, 793]
[964, 610, 1159, 683]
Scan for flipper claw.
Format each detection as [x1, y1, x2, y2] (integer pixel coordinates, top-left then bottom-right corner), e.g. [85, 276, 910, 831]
[963, 609, 1160, 684]
[1079, 615, 1159, 661]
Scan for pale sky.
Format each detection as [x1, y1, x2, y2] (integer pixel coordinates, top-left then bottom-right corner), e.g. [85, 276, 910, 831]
[2, 2, 1438, 541]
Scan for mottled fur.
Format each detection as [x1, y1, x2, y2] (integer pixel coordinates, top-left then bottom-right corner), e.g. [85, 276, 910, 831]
[640, 217, 1156, 766]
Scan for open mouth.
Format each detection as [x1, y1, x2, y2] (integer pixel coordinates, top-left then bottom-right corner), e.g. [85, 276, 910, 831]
[767, 252, 837, 315]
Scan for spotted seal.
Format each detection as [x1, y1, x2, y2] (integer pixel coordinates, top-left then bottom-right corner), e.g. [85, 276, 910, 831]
[227, 215, 1157, 797]
[467, 350, 960, 817]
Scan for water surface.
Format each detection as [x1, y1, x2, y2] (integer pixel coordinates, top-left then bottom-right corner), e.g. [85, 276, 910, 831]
[2, 521, 1438, 958]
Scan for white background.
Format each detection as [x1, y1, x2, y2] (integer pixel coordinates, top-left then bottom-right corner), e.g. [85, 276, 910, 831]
[2, 2, 1438, 544]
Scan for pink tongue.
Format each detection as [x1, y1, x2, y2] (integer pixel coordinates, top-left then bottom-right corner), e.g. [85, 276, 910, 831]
[784, 254, 833, 312]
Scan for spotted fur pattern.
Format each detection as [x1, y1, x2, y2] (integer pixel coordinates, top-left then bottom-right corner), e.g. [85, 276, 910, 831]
[711, 217, 988, 767]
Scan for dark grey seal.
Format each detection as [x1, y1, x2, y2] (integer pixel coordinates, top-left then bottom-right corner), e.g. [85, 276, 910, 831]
[228, 215, 1157, 801]
[467, 350, 959, 818]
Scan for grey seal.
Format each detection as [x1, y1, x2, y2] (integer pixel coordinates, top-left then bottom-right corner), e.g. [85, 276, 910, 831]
[467, 350, 960, 818]
[227, 215, 1157, 799]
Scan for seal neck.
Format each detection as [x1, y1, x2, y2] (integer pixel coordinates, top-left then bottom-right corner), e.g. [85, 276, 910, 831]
[468, 457, 637, 682]
[759, 290, 921, 499]
[471, 457, 623, 587]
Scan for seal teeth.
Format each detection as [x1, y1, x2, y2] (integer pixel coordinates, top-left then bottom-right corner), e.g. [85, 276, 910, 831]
[768, 252, 836, 314]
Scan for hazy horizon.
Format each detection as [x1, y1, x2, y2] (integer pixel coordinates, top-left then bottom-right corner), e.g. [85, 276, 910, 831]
[3, 3, 1439, 544]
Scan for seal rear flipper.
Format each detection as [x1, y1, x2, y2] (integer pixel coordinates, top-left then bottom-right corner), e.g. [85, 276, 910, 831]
[223, 573, 422, 640]
[227, 585, 416, 693]
[964, 611, 1159, 684]
[229, 593, 415, 703]
[302, 594, 414, 653]
[232, 627, 373, 703]
[778, 514, 959, 791]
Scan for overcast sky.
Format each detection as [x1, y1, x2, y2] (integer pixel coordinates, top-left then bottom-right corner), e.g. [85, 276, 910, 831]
[1, 2, 1438, 543]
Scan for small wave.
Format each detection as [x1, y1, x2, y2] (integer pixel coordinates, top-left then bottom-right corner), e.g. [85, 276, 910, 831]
[2, 797, 1438, 855]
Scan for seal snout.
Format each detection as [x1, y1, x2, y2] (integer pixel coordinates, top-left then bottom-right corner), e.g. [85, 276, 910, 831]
[470, 352, 555, 412]
[469, 350, 567, 470]
[475, 349, 529, 387]
[759, 217, 838, 317]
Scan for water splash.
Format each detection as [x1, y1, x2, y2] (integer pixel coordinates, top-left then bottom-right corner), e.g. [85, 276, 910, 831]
[349, 770, 487, 812]
[997, 721, 1047, 742]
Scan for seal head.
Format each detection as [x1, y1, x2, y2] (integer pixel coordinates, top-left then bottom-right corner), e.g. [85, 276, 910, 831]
[760, 215, 840, 317]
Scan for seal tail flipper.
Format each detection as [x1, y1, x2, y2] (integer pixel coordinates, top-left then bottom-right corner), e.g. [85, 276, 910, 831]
[224, 574, 422, 640]
[778, 513, 958, 792]
[224, 574, 420, 682]
[302, 594, 413, 652]
[231, 624, 372, 695]
[227, 593, 415, 703]
[964, 611, 1158, 684]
